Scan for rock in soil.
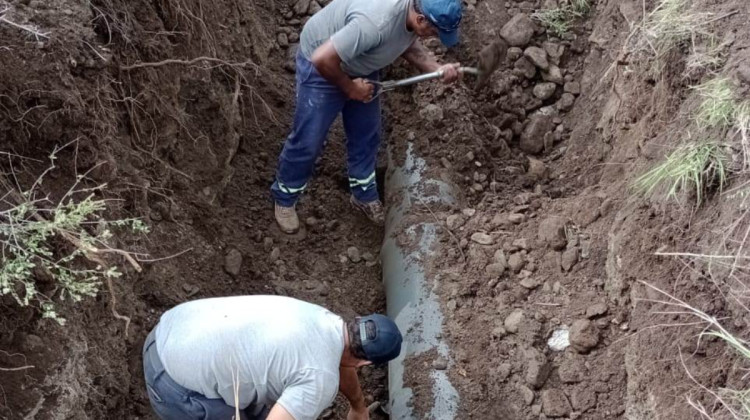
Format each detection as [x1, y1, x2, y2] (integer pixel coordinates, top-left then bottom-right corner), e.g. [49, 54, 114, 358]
[471, 232, 493, 245]
[586, 302, 608, 318]
[556, 92, 576, 111]
[293, 0, 311, 15]
[419, 103, 444, 123]
[485, 262, 507, 277]
[500, 14, 535, 47]
[494, 249, 507, 265]
[527, 157, 548, 180]
[508, 213, 526, 224]
[569, 319, 600, 353]
[504, 309, 525, 333]
[432, 357, 448, 370]
[519, 384, 535, 405]
[542, 65, 564, 85]
[347, 246, 362, 263]
[558, 353, 585, 383]
[561, 247, 579, 271]
[508, 253, 526, 273]
[269, 247, 281, 263]
[564, 81, 581, 95]
[514, 57, 537, 79]
[524, 46, 549, 70]
[520, 114, 554, 154]
[507, 46, 523, 61]
[523, 346, 551, 389]
[533, 82, 557, 100]
[541, 389, 572, 417]
[446, 214, 465, 230]
[520, 277, 541, 289]
[224, 248, 243, 276]
[538, 216, 568, 251]
[307, 0, 321, 14]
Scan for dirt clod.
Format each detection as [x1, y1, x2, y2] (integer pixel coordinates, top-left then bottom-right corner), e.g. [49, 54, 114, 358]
[538, 216, 569, 251]
[504, 309, 525, 333]
[541, 389, 572, 417]
[520, 114, 554, 154]
[561, 247, 579, 271]
[586, 303, 608, 319]
[569, 319, 600, 353]
[523, 347, 551, 389]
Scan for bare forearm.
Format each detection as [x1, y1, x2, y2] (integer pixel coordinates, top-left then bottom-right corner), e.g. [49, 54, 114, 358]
[339, 367, 367, 410]
[311, 41, 357, 95]
[401, 40, 441, 73]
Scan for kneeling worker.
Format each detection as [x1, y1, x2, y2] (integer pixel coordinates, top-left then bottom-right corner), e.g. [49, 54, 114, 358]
[142, 295, 403, 420]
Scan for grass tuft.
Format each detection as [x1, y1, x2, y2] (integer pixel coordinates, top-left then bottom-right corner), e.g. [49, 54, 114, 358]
[532, 0, 590, 37]
[694, 77, 736, 129]
[633, 142, 728, 206]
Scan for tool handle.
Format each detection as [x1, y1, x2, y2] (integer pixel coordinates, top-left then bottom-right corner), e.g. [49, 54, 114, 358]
[390, 66, 478, 88]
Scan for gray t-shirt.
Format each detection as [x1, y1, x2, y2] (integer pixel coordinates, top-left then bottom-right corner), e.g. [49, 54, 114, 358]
[300, 0, 417, 77]
[155, 296, 344, 420]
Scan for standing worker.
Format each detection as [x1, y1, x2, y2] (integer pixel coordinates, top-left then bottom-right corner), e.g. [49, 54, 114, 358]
[142, 295, 403, 420]
[271, 0, 464, 233]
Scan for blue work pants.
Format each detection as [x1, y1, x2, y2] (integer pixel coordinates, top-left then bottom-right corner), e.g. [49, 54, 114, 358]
[271, 52, 381, 207]
[142, 329, 268, 420]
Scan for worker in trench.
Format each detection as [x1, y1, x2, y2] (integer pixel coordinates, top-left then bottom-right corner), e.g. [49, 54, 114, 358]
[142, 295, 403, 420]
[271, 0, 464, 233]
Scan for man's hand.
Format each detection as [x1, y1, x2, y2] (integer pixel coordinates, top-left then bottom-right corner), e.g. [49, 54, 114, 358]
[346, 78, 375, 102]
[438, 63, 461, 84]
[346, 405, 370, 420]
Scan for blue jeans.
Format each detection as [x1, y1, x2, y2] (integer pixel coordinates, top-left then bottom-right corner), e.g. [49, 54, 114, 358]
[142, 329, 268, 420]
[271, 52, 382, 207]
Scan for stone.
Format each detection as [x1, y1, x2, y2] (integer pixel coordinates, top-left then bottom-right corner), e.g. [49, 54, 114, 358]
[564, 81, 581, 95]
[558, 354, 585, 383]
[569, 319, 600, 353]
[347, 246, 361, 263]
[277, 33, 289, 48]
[523, 347, 551, 389]
[471, 232, 494, 245]
[508, 213, 526, 224]
[446, 214, 464, 230]
[520, 114, 554, 154]
[508, 253, 525, 273]
[293, 0, 311, 15]
[520, 277, 541, 289]
[500, 14, 535, 47]
[599, 198, 614, 216]
[514, 57, 537, 79]
[586, 303, 608, 318]
[504, 309, 525, 333]
[269, 247, 281, 263]
[493, 363, 512, 381]
[289, 32, 299, 43]
[432, 357, 448, 370]
[224, 249, 242, 276]
[561, 247, 579, 271]
[494, 249, 507, 265]
[738, 64, 750, 85]
[519, 385, 535, 405]
[486, 262, 507, 277]
[305, 216, 318, 227]
[556, 92, 576, 111]
[527, 157, 547, 180]
[538, 216, 568, 251]
[462, 208, 476, 217]
[507, 46, 524, 61]
[533, 82, 557, 100]
[362, 252, 377, 263]
[420, 103, 444, 123]
[524, 46, 549, 70]
[307, 0, 322, 14]
[571, 387, 597, 412]
[542, 65, 564, 85]
[541, 389, 572, 417]
[513, 238, 530, 250]
[543, 41, 564, 65]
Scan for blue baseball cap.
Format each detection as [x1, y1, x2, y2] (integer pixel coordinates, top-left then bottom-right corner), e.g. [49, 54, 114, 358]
[359, 314, 403, 364]
[419, 0, 462, 47]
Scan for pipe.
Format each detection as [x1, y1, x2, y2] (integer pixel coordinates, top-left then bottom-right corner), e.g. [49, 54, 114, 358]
[382, 143, 460, 419]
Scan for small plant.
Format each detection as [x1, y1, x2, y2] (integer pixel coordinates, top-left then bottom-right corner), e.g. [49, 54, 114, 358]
[694, 77, 736, 128]
[633, 142, 728, 206]
[0, 144, 148, 324]
[532, 0, 590, 37]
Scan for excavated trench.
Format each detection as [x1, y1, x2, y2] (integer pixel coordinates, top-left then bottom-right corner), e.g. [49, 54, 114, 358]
[2, 0, 750, 419]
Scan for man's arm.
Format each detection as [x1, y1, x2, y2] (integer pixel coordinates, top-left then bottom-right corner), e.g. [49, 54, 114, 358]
[339, 366, 369, 420]
[401, 40, 460, 83]
[266, 403, 297, 420]
[311, 40, 373, 102]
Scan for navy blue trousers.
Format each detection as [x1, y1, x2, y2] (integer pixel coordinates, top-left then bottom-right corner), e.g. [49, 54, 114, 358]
[271, 52, 381, 207]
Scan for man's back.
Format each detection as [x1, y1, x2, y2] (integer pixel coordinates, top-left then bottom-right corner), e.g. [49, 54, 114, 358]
[154, 295, 344, 419]
[300, 0, 416, 77]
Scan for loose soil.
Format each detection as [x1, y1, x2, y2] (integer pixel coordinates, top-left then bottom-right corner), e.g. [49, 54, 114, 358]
[2, 0, 750, 419]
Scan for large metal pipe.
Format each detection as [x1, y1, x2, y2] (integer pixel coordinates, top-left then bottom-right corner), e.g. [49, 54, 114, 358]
[383, 143, 460, 419]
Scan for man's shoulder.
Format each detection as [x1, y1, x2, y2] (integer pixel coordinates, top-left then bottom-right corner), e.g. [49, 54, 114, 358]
[349, 0, 408, 24]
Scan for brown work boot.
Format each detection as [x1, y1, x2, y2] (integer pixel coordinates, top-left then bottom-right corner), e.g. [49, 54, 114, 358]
[350, 195, 385, 226]
[274, 202, 300, 233]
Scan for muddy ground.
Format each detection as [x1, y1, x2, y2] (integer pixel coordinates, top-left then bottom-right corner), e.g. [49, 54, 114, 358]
[1, 0, 750, 419]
